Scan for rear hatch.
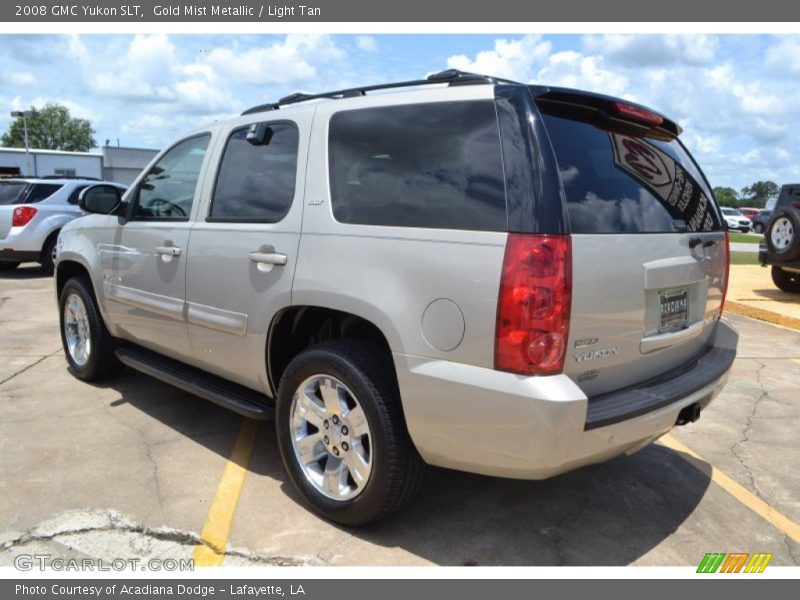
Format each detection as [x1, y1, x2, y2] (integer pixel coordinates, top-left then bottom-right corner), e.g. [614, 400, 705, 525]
[0, 180, 63, 239]
[0, 181, 31, 239]
[535, 90, 727, 397]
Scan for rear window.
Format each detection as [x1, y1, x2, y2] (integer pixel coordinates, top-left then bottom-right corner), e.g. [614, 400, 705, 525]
[540, 111, 722, 234]
[328, 101, 507, 231]
[0, 182, 62, 205]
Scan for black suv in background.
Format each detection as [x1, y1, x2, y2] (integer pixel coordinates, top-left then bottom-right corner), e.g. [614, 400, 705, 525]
[760, 184, 800, 292]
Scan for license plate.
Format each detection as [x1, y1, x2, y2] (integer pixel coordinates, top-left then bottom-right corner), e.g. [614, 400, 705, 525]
[658, 287, 689, 333]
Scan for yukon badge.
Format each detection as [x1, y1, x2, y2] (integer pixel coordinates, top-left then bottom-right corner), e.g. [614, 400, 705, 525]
[574, 347, 619, 363]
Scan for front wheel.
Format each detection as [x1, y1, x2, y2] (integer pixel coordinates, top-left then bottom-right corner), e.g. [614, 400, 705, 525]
[59, 276, 121, 380]
[771, 266, 800, 293]
[754, 223, 765, 234]
[275, 340, 424, 525]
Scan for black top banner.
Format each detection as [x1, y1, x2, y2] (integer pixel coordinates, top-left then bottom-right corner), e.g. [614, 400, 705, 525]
[2, 0, 800, 22]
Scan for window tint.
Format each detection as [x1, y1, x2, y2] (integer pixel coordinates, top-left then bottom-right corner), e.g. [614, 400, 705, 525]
[540, 112, 722, 234]
[0, 182, 28, 205]
[133, 134, 210, 220]
[19, 184, 63, 204]
[210, 122, 298, 222]
[328, 101, 506, 231]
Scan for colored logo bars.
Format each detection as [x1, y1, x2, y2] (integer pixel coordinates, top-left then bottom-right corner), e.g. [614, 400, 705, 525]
[697, 552, 773, 573]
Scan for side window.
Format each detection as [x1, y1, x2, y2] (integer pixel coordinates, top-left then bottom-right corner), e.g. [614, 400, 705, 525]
[209, 122, 299, 222]
[132, 134, 210, 221]
[25, 184, 63, 204]
[328, 101, 507, 231]
[67, 185, 89, 205]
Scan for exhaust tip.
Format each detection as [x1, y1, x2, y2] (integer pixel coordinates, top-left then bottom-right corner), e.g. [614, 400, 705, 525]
[676, 402, 701, 426]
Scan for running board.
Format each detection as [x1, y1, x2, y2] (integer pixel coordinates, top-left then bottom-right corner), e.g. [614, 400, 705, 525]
[115, 345, 274, 420]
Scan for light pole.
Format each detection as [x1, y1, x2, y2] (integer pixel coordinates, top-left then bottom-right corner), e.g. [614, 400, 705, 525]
[10, 110, 37, 177]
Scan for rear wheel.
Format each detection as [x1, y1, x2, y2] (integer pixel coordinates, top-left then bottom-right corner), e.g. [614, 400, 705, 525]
[59, 276, 121, 380]
[766, 209, 800, 261]
[41, 234, 58, 275]
[754, 222, 765, 234]
[771, 266, 800, 293]
[0, 261, 19, 271]
[275, 340, 424, 525]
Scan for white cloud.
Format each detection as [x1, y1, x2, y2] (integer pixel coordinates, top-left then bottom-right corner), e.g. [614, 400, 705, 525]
[765, 38, 800, 76]
[447, 35, 552, 80]
[534, 51, 629, 97]
[583, 34, 718, 66]
[5, 72, 36, 86]
[356, 35, 378, 53]
[198, 34, 345, 85]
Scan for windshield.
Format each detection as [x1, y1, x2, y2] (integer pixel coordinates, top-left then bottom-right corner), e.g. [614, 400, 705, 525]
[0, 182, 29, 205]
[721, 208, 740, 216]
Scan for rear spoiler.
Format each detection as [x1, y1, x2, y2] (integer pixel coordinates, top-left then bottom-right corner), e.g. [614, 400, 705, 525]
[530, 86, 682, 139]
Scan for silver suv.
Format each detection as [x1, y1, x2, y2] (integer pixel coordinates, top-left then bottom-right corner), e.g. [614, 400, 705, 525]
[0, 177, 126, 274]
[55, 70, 738, 525]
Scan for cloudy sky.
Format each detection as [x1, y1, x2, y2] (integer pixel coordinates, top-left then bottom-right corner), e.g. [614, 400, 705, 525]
[0, 33, 798, 191]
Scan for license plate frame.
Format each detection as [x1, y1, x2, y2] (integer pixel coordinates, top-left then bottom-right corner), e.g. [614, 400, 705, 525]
[658, 287, 689, 333]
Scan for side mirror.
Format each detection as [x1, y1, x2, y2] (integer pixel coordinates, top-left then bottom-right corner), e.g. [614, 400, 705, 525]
[80, 184, 123, 215]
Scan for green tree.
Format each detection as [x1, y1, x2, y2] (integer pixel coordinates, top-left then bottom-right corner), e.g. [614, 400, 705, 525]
[739, 180, 779, 208]
[713, 186, 739, 207]
[2, 103, 96, 152]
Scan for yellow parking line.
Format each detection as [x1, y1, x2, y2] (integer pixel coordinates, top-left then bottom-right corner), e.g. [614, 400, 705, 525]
[725, 300, 800, 332]
[660, 434, 800, 544]
[193, 419, 259, 566]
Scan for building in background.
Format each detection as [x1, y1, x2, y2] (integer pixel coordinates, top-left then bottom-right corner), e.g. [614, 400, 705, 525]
[100, 146, 160, 185]
[0, 145, 158, 185]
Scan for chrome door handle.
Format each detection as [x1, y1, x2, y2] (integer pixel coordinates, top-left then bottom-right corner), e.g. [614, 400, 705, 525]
[249, 251, 287, 266]
[156, 246, 182, 256]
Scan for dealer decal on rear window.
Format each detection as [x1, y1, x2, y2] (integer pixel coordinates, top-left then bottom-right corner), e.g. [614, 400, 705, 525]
[610, 133, 715, 232]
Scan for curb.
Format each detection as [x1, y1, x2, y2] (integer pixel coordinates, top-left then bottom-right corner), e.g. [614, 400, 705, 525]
[726, 300, 800, 332]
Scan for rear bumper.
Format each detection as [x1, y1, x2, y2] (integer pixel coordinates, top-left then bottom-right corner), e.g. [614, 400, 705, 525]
[0, 223, 46, 255]
[395, 319, 738, 479]
[0, 248, 40, 263]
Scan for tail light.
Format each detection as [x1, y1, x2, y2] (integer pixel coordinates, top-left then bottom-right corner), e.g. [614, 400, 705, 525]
[719, 231, 730, 318]
[12, 206, 37, 227]
[613, 102, 664, 126]
[495, 234, 572, 375]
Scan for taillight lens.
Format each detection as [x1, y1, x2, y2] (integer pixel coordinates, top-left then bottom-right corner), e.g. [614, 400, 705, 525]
[719, 231, 730, 318]
[12, 206, 37, 227]
[495, 234, 572, 375]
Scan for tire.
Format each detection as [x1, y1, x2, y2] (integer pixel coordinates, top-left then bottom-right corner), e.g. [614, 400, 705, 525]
[41, 233, 58, 275]
[771, 266, 800, 293]
[754, 223, 765, 234]
[58, 276, 121, 381]
[766, 209, 800, 261]
[0, 261, 19, 271]
[275, 340, 425, 526]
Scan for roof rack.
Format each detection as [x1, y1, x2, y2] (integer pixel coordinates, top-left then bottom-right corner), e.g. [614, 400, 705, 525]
[39, 175, 101, 181]
[241, 69, 509, 116]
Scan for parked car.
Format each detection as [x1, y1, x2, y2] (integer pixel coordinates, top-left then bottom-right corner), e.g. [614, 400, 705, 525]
[759, 184, 800, 292]
[737, 207, 761, 221]
[0, 177, 126, 274]
[720, 207, 752, 232]
[752, 209, 772, 234]
[55, 70, 738, 524]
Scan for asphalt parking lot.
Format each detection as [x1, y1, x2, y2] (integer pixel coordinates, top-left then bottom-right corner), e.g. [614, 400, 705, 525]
[1, 264, 798, 567]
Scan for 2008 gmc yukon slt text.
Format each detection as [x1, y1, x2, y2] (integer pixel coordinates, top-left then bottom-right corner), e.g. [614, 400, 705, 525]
[55, 70, 738, 525]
